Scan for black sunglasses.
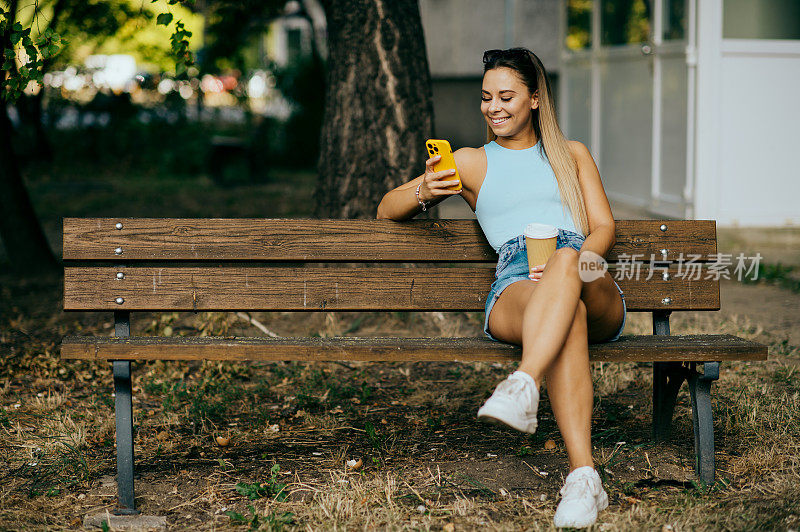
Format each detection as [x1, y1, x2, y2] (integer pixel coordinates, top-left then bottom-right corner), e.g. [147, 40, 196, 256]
[482, 48, 532, 64]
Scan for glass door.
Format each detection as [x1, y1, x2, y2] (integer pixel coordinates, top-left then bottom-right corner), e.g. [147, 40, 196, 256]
[561, 0, 693, 218]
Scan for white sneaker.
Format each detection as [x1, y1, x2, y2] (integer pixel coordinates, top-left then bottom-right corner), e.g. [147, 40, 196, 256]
[477, 370, 539, 433]
[553, 466, 609, 529]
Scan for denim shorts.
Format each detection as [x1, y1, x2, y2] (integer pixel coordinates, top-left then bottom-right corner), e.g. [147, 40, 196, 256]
[483, 228, 627, 344]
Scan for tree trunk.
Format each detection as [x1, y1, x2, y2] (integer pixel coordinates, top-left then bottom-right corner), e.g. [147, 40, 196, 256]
[315, 0, 435, 219]
[15, 91, 54, 162]
[0, 102, 58, 272]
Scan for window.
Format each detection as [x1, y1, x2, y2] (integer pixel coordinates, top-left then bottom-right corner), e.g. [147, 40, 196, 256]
[566, 0, 593, 51]
[724, 0, 800, 39]
[663, 0, 686, 41]
[601, 0, 652, 46]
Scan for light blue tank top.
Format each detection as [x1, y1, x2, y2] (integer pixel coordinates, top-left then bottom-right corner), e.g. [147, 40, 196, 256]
[475, 140, 579, 252]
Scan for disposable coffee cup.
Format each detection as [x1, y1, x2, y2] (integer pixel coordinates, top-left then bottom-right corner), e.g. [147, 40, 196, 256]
[524, 223, 558, 276]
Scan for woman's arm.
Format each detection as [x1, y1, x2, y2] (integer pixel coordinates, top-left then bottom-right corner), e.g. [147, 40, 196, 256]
[376, 155, 462, 221]
[569, 141, 616, 258]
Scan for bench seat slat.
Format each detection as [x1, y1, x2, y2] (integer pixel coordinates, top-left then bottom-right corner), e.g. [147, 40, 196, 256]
[63, 218, 718, 262]
[61, 334, 767, 363]
[64, 266, 720, 311]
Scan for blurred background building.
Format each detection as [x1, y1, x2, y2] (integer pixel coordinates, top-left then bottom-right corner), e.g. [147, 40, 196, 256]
[560, 0, 800, 227]
[418, 0, 800, 228]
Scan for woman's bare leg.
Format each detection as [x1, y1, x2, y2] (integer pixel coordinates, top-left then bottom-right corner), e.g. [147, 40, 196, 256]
[545, 299, 593, 470]
[487, 247, 583, 383]
[486, 247, 593, 469]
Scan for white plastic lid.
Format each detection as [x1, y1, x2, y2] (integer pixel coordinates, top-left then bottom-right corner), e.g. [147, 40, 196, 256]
[523, 223, 558, 239]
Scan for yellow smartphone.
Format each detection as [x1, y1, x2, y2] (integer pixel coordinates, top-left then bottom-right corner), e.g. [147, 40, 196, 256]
[425, 139, 462, 192]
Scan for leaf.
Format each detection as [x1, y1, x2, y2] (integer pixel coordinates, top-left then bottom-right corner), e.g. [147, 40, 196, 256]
[156, 13, 173, 26]
[225, 510, 246, 524]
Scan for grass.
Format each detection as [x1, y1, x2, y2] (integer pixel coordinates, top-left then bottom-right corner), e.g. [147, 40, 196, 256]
[741, 261, 800, 294]
[1, 300, 799, 529]
[0, 151, 799, 529]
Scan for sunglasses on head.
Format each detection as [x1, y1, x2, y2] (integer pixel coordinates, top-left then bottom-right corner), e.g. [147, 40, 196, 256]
[482, 48, 532, 64]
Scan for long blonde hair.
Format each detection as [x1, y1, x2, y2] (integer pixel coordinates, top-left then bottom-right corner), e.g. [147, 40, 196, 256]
[483, 48, 589, 236]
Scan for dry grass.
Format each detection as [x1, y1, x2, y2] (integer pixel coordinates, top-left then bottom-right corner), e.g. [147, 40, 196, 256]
[2, 163, 798, 529]
[2, 276, 799, 531]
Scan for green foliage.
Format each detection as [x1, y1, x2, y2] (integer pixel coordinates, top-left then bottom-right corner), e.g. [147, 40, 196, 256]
[365, 421, 381, 450]
[234, 464, 288, 502]
[17, 428, 91, 498]
[142, 369, 246, 425]
[40, 96, 248, 176]
[225, 504, 259, 529]
[150, 0, 198, 75]
[169, 19, 193, 75]
[0, 10, 66, 103]
[294, 368, 373, 411]
[264, 511, 295, 531]
[225, 505, 294, 531]
[199, 1, 285, 72]
[156, 13, 174, 26]
[1, 0, 200, 103]
[741, 262, 800, 293]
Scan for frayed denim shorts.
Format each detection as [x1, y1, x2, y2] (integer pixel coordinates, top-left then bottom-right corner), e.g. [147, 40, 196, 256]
[483, 228, 627, 344]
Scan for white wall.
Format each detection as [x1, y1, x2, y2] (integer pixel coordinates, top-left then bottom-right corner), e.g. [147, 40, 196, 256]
[716, 41, 800, 226]
[420, 0, 561, 77]
[695, 0, 800, 227]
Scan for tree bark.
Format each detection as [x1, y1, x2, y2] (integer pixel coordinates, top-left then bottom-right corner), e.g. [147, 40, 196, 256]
[0, 1, 58, 272]
[15, 91, 54, 162]
[0, 102, 58, 272]
[315, 0, 435, 219]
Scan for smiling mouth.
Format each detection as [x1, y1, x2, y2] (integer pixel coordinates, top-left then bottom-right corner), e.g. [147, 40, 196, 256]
[490, 117, 510, 125]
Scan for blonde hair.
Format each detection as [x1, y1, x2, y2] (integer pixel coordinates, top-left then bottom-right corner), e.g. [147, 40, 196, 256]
[483, 48, 589, 236]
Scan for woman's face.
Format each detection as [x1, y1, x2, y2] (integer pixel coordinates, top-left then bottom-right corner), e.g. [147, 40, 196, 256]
[481, 67, 539, 138]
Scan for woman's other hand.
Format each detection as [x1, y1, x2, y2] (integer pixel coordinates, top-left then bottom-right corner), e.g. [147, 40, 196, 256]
[419, 155, 462, 202]
[528, 263, 545, 281]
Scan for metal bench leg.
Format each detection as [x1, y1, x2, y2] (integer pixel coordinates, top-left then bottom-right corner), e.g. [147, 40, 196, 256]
[652, 362, 687, 440]
[113, 311, 138, 514]
[687, 362, 719, 486]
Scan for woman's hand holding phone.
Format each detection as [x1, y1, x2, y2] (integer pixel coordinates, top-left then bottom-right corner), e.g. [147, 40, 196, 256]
[418, 155, 463, 203]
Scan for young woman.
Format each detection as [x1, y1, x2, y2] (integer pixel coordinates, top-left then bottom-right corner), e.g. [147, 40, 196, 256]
[376, 47, 626, 528]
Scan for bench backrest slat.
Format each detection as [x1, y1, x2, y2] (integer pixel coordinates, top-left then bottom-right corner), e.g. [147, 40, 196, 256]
[63, 218, 717, 263]
[63, 218, 721, 313]
[63, 265, 720, 312]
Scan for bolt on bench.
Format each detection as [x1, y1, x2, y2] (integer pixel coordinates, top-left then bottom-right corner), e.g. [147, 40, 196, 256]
[61, 218, 767, 514]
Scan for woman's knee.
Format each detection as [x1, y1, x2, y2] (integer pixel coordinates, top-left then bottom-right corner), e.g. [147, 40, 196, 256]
[545, 247, 580, 274]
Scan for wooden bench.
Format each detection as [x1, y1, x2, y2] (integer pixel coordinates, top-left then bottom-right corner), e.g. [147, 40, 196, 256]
[61, 218, 768, 514]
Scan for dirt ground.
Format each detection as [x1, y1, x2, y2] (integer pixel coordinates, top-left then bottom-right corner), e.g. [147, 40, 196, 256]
[1, 266, 798, 530]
